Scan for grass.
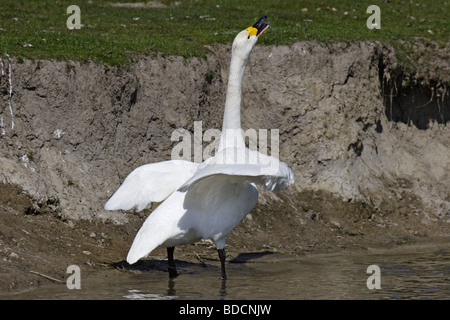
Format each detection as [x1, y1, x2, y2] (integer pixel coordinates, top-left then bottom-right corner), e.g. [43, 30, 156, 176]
[0, 0, 448, 66]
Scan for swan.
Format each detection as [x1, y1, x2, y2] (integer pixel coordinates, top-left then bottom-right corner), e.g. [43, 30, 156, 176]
[105, 16, 294, 279]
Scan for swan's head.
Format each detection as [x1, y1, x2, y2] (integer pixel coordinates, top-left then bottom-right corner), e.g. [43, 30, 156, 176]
[232, 16, 269, 61]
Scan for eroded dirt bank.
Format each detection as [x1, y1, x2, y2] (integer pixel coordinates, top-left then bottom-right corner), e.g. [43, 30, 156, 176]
[0, 41, 449, 293]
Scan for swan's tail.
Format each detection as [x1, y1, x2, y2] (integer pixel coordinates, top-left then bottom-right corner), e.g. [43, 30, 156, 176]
[126, 192, 185, 264]
[126, 216, 163, 264]
[126, 211, 167, 264]
[127, 237, 154, 265]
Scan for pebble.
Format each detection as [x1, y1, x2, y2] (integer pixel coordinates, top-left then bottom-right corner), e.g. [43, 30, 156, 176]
[9, 252, 19, 259]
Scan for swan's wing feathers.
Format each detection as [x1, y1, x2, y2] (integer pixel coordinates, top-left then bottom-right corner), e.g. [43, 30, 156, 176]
[179, 148, 294, 193]
[105, 160, 199, 211]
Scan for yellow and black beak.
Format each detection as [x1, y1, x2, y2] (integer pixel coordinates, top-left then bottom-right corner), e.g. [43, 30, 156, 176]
[246, 16, 269, 38]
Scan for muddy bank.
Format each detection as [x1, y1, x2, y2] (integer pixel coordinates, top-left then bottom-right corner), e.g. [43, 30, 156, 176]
[0, 40, 449, 293]
[1, 183, 449, 294]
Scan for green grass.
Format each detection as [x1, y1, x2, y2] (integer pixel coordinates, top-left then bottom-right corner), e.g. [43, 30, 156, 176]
[0, 0, 448, 66]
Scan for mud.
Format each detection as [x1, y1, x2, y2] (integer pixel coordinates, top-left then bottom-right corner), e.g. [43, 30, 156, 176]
[0, 40, 449, 294]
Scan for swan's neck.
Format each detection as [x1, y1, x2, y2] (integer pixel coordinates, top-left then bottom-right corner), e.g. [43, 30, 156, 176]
[219, 53, 248, 150]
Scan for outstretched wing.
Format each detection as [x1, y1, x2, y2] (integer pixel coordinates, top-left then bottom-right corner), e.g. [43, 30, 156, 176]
[105, 160, 199, 211]
[178, 148, 294, 193]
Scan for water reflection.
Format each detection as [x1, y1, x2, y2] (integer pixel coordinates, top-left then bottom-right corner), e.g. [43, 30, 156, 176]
[3, 244, 450, 300]
[123, 289, 176, 300]
[121, 244, 450, 300]
[124, 244, 450, 300]
[371, 249, 450, 299]
[219, 280, 227, 299]
[168, 278, 176, 297]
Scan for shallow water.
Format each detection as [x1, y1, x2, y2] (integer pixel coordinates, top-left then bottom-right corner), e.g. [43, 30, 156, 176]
[5, 244, 450, 300]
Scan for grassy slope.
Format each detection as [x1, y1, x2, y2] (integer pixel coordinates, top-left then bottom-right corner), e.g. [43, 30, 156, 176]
[0, 0, 448, 66]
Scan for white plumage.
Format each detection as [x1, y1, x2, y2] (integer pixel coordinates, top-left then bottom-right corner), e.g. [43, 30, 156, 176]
[105, 16, 294, 278]
[104, 160, 199, 211]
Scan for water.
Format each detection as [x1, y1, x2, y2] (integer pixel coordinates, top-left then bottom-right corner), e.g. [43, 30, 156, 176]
[4, 244, 450, 300]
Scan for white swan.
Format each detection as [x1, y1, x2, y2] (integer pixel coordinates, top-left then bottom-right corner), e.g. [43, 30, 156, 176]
[105, 16, 294, 279]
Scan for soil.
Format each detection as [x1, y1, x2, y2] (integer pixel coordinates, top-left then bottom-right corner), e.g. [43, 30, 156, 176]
[0, 40, 449, 294]
[1, 183, 448, 294]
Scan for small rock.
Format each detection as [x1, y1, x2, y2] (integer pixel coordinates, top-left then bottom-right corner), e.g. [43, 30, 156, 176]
[9, 252, 19, 259]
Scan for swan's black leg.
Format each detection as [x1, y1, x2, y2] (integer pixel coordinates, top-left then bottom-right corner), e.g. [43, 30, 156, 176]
[218, 248, 227, 280]
[167, 247, 178, 278]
